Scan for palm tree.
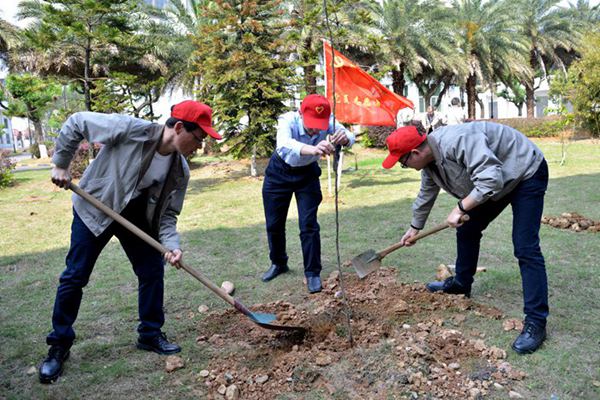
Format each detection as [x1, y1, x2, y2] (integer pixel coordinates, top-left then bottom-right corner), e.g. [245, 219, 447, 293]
[370, 0, 465, 97]
[144, 0, 212, 96]
[566, 0, 600, 30]
[0, 18, 21, 66]
[451, 0, 530, 119]
[518, 0, 581, 117]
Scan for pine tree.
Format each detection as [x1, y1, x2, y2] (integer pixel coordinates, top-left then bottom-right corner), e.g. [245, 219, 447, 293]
[192, 0, 296, 161]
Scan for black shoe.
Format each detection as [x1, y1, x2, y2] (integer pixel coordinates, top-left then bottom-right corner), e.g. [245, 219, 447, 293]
[39, 345, 70, 384]
[137, 333, 181, 355]
[261, 264, 289, 282]
[426, 276, 471, 298]
[512, 322, 546, 354]
[306, 276, 322, 293]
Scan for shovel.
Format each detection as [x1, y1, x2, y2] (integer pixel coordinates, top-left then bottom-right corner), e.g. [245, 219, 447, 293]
[69, 183, 305, 333]
[352, 215, 470, 279]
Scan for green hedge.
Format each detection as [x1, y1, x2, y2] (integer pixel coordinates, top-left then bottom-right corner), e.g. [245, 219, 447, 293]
[485, 117, 567, 138]
[361, 117, 568, 148]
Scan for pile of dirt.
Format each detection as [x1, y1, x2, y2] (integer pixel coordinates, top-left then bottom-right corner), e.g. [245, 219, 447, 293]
[542, 212, 600, 232]
[192, 268, 526, 399]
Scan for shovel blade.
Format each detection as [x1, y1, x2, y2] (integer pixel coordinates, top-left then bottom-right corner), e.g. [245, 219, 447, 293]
[246, 310, 306, 332]
[351, 249, 382, 279]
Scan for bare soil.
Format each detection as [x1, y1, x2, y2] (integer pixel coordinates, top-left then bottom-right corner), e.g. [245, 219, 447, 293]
[193, 268, 526, 399]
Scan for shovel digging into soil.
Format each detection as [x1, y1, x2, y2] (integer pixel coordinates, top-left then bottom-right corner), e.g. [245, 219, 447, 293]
[352, 215, 469, 279]
[69, 183, 305, 333]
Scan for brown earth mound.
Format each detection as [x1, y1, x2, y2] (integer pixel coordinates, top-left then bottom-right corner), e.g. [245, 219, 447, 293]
[542, 212, 600, 232]
[193, 268, 525, 399]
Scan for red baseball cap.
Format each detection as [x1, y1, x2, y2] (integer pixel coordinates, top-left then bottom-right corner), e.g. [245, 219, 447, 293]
[382, 126, 427, 169]
[300, 94, 331, 130]
[171, 100, 222, 140]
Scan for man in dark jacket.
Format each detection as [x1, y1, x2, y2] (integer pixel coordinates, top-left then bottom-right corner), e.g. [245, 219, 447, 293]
[383, 122, 549, 354]
[40, 100, 221, 383]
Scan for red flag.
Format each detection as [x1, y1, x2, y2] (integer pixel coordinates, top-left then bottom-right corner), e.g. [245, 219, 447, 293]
[324, 41, 413, 126]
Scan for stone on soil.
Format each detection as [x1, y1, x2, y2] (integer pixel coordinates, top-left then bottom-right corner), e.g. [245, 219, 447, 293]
[221, 281, 235, 295]
[225, 384, 240, 399]
[165, 355, 184, 373]
[197, 304, 209, 313]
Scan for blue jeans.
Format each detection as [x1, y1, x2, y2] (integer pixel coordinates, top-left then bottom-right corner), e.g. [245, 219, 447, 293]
[454, 159, 549, 327]
[262, 153, 323, 278]
[47, 195, 165, 347]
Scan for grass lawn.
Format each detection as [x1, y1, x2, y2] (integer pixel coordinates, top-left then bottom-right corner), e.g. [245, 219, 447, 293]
[1, 138, 599, 399]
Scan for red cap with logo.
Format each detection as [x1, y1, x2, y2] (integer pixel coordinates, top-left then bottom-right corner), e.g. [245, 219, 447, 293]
[300, 94, 331, 130]
[171, 100, 222, 140]
[382, 126, 427, 169]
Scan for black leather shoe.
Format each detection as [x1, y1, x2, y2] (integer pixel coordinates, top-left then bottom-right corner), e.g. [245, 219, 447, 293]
[306, 276, 322, 293]
[426, 276, 471, 298]
[137, 333, 181, 355]
[261, 264, 289, 282]
[39, 345, 70, 384]
[512, 322, 546, 354]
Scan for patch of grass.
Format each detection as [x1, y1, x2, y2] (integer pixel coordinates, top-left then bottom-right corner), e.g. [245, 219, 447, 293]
[1, 140, 599, 399]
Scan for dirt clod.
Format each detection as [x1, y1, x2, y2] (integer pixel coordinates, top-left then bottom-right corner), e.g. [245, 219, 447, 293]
[542, 213, 600, 232]
[165, 355, 184, 373]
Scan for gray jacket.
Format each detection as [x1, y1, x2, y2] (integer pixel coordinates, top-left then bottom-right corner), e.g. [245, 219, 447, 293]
[52, 112, 189, 250]
[411, 122, 544, 229]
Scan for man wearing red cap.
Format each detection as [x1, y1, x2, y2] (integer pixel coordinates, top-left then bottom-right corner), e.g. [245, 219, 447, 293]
[261, 94, 355, 293]
[39, 100, 221, 383]
[383, 122, 549, 355]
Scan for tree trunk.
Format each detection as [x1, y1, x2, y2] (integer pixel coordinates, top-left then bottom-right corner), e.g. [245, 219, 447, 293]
[526, 50, 536, 118]
[303, 36, 317, 94]
[525, 84, 535, 118]
[250, 144, 257, 177]
[466, 74, 477, 119]
[304, 64, 317, 95]
[476, 97, 485, 119]
[392, 65, 406, 96]
[84, 38, 92, 111]
[32, 119, 44, 144]
[435, 76, 452, 109]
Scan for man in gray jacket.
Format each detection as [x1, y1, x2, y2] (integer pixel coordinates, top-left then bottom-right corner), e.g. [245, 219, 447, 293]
[39, 100, 221, 383]
[383, 122, 549, 355]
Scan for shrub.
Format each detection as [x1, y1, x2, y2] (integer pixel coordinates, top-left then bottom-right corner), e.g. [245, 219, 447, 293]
[362, 120, 426, 148]
[68, 142, 100, 178]
[29, 142, 40, 159]
[362, 125, 396, 148]
[0, 150, 16, 188]
[486, 117, 567, 137]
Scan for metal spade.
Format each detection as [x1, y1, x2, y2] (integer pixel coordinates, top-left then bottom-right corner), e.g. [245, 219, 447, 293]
[352, 215, 469, 279]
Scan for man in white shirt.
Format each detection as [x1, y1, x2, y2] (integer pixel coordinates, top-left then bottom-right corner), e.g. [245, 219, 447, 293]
[261, 94, 355, 293]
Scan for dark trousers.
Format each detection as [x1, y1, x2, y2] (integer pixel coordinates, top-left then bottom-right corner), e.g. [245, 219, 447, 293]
[454, 159, 549, 327]
[46, 195, 165, 347]
[262, 153, 323, 278]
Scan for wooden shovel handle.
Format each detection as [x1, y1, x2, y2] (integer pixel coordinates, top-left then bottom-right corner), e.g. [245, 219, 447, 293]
[69, 182, 236, 308]
[378, 215, 470, 259]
